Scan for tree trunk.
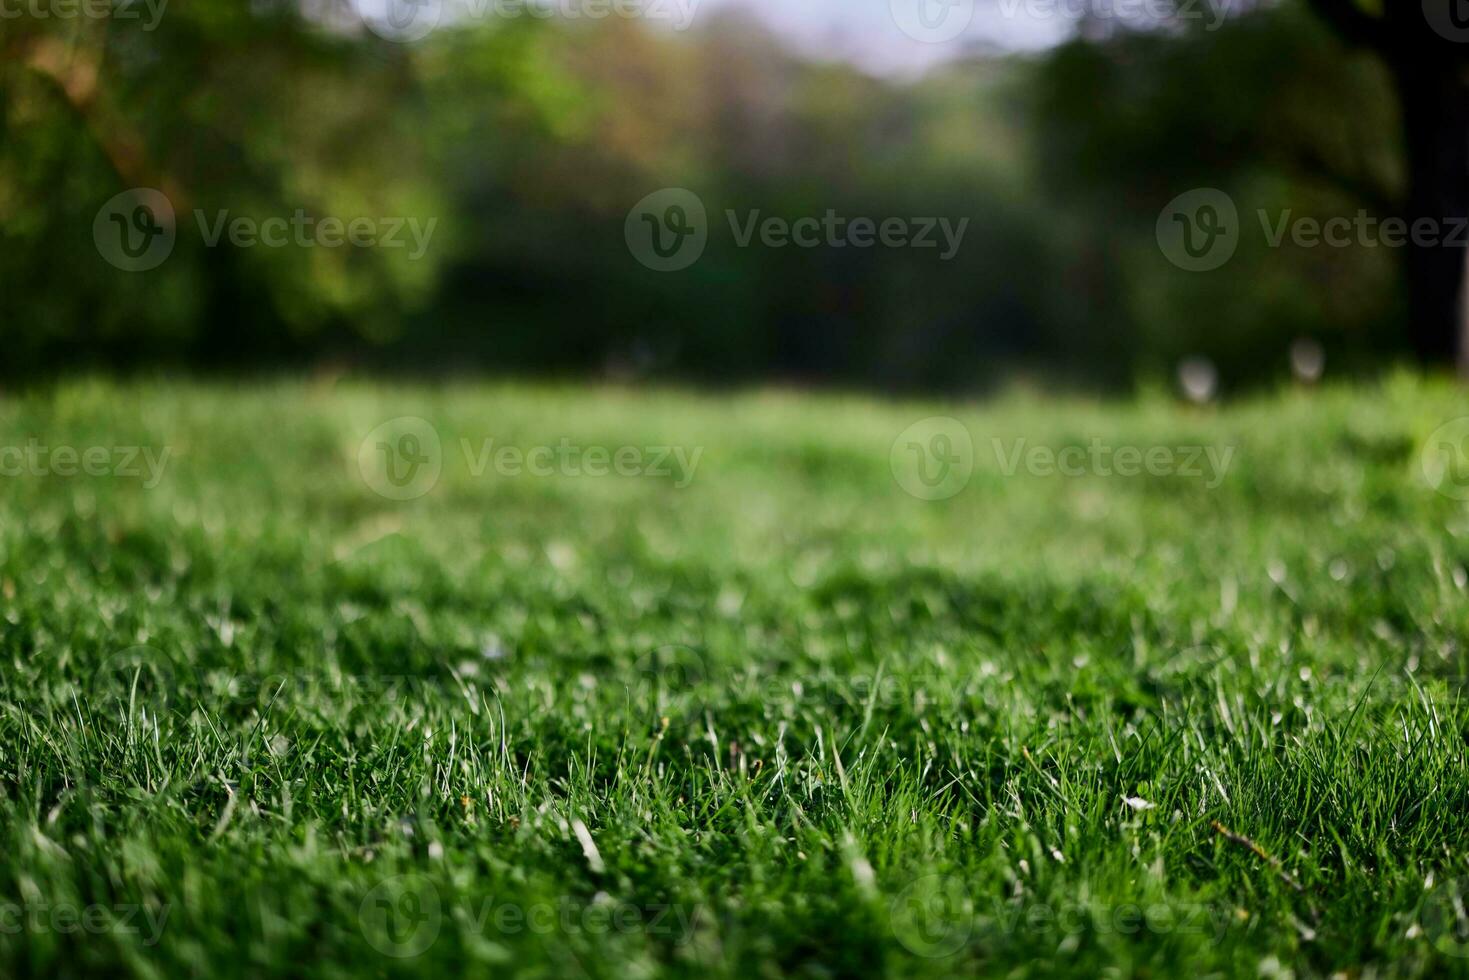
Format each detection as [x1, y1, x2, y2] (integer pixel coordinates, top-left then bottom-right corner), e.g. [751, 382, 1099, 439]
[1392, 60, 1469, 373]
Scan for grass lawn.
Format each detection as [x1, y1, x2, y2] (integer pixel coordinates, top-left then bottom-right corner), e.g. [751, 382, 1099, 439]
[2, 375, 1468, 978]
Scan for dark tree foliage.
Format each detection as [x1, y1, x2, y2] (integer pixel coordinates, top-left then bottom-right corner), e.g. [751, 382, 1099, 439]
[0, 1, 1445, 389]
[1306, 0, 1469, 369]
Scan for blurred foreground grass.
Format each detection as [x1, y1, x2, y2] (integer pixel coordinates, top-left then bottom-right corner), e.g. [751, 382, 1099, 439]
[1, 376, 1468, 977]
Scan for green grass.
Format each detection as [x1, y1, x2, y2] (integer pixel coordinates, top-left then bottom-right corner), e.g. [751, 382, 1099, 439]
[2, 374, 1468, 978]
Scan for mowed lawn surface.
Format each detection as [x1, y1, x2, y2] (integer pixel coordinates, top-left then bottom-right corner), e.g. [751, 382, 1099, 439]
[2, 377, 1468, 978]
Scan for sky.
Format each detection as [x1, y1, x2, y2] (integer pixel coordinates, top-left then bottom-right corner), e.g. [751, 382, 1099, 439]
[706, 0, 1073, 74]
[351, 0, 1079, 72]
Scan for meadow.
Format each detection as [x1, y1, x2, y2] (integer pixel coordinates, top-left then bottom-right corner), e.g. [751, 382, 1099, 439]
[1, 376, 1467, 977]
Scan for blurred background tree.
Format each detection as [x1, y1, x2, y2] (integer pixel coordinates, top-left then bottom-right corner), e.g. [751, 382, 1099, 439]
[1304, 0, 1469, 370]
[0, 0, 1442, 391]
